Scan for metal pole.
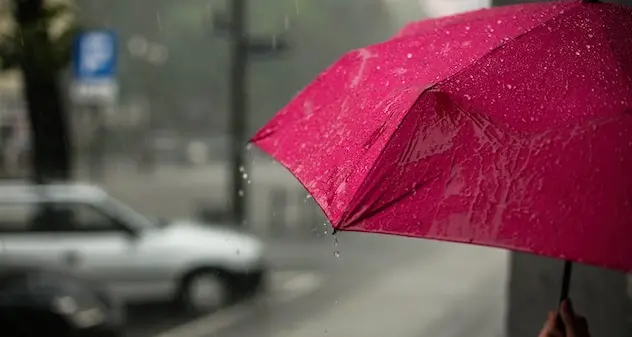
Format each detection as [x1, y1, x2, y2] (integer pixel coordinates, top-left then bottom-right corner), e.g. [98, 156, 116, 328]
[228, 0, 248, 226]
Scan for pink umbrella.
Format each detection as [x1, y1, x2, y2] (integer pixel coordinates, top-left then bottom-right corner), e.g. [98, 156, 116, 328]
[251, 0, 632, 303]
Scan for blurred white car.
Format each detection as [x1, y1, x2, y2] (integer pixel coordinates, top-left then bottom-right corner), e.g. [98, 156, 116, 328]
[0, 183, 267, 314]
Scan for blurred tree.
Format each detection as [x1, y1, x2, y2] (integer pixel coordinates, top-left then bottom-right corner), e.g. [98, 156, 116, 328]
[0, 0, 78, 182]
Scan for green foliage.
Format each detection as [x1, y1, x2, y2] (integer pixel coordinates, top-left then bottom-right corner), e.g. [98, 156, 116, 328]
[0, 1, 79, 72]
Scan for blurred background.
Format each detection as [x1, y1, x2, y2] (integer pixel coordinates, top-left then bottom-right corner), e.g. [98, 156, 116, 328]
[0, 0, 629, 337]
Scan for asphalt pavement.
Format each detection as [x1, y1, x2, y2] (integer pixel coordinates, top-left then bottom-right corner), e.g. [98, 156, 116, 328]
[125, 233, 509, 337]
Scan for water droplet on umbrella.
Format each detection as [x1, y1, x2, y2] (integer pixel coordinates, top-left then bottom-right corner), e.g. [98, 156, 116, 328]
[406, 53, 413, 59]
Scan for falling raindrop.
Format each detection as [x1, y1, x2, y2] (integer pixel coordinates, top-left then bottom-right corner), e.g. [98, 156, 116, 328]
[333, 235, 341, 258]
[284, 15, 291, 29]
[239, 166, 245, 173]
[242, 172, 248, 179]
[238, 190, 244, 197]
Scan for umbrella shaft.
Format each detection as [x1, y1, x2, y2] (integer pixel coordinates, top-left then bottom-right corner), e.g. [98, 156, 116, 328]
[555, 260, 573, 335]
[559, 260, 573, 303]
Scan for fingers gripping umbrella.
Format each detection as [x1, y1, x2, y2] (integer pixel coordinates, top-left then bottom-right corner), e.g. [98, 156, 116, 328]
[251, 0, 632, 312]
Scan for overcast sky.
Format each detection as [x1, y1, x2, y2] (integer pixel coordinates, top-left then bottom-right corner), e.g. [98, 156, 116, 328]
[383, 0, 491, 24]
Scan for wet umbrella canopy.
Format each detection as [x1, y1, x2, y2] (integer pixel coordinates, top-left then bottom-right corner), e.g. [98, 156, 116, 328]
[252, 0, 632, 279]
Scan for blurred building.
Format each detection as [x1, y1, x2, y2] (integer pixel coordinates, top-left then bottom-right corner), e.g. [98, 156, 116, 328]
[0, 72, 28, 178]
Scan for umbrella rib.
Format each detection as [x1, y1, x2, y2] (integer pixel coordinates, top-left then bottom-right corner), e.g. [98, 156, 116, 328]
[339, 173, 442, 230]
[338, 3, 584, 230]
[337, 86, 439, 229]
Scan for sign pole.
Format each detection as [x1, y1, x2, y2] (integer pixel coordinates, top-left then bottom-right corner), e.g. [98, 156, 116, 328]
[228, 0, 248, 226]
[71, 29, 118, 180]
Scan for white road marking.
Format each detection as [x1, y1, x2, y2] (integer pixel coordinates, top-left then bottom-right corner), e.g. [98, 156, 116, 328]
[152, 270, 323, 337]
[271, 272, 323, 304]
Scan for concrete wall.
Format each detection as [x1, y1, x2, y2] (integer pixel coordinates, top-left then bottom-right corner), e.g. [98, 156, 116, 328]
[506, 253, 630, 337]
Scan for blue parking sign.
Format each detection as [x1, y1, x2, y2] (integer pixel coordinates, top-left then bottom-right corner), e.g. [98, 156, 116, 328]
[73, 30, 117, 80]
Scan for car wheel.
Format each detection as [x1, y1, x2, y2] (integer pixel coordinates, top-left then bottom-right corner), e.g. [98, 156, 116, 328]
[178, 269, 231, 315]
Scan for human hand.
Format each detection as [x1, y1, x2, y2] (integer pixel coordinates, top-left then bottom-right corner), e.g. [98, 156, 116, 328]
[538, 299, 590, 337]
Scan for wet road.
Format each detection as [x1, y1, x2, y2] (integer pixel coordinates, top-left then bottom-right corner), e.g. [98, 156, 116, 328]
[75, 162, 509, 337]
[128, 234, 509, 337]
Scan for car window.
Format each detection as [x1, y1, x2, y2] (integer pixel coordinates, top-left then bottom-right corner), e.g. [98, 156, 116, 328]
[18, 202, 123, 233]
[0, 203, 35, 232]
[54, 203, 121, 232]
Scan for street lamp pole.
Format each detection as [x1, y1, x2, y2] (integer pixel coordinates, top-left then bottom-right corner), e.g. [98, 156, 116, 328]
[228, 0, 249, 226]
